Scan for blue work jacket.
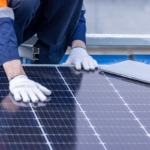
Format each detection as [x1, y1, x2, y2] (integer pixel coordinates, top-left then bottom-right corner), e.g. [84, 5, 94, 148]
[0, 0, 86, 64]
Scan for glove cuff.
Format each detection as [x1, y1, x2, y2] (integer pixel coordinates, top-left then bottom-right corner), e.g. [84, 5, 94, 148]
[9, 75, 28, 83]
[70, 47, 88, 56]
[71, 47, 87, 51]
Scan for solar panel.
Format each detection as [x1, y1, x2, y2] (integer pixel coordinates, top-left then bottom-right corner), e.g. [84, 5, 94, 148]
[0, 65, 150, 150]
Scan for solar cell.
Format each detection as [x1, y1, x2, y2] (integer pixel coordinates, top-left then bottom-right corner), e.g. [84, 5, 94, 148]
[0, 66, 150, 150]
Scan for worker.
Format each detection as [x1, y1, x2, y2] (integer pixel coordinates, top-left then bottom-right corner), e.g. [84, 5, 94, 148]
[0, 0, 98, 103]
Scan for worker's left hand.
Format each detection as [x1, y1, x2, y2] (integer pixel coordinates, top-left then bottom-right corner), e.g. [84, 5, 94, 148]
[63, 47, 98, 70]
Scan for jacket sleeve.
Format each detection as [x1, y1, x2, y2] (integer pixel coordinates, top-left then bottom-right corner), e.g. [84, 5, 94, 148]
[0, 1, 20, 65]
[69, 3, 86, 46]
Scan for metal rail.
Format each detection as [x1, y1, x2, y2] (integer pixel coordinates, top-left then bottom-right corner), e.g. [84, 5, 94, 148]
[18, 45, 40, 64]
[24, 34, 150, 46]
[86, 34, 150, 46]
[20, 34, 150, 63]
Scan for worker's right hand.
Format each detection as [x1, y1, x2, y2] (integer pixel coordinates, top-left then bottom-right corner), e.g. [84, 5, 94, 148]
[9, 75, 51, 103]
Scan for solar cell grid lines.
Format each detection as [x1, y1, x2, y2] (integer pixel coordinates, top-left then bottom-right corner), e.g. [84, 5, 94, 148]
[0, 66, 150, 149]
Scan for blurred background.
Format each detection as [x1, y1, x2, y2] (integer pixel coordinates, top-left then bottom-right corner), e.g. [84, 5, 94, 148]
[23, 0, 150, 64]
[85, 0, 150, 34]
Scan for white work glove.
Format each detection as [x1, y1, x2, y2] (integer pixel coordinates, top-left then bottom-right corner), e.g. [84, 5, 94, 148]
[64, 47, 98, 70]
[8, 93, 51, 108]
[9, 75, 51, 103]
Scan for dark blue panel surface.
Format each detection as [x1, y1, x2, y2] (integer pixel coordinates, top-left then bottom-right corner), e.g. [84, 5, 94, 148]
[0, 95, 49, 149]
[29, 67, 103, 150]
[58, 67, 150, 150]
[0, 66, 150, 150]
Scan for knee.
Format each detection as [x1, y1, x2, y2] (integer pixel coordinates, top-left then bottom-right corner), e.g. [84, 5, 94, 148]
[14, 0, 40, 18]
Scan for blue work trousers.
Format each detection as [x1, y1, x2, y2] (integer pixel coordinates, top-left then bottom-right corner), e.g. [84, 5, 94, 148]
[11, 0, 83, 64]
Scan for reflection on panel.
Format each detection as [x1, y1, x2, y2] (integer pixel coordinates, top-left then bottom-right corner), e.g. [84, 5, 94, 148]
[59, 67, 150, 150]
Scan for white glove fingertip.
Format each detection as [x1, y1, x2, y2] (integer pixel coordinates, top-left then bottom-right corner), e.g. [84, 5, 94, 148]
[34, 89, 47, 102]
[45, 90, 51, 96]
[75, 61, 82, 70]
[82, 61, 90, 71]
[94, 60, 98, 68]
[39, 95, 47, 102]
[84, 67, 90, 71]
[23, 98, 30, 103]
[27, 90, 39, 103]
[14, 92, 22, 101]
[31, 98, 38, 103]
[42, 89, 51, 96]
[76, 67, 81, 70]
[37, 84, 52, 96]
[20, 91, 30, 103]
[89, 61, 95, 70]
